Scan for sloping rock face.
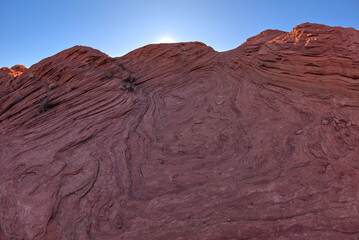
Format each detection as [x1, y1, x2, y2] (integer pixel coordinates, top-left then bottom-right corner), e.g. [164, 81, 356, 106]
[1, 23, 359, 239]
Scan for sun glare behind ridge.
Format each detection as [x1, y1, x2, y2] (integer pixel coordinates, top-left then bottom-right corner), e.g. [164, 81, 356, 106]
[157, 36, 175, 43]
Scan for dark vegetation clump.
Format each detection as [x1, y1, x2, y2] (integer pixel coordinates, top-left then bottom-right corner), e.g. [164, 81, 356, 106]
[106, 71, 113, 79]
[122, 75, 137, 92]
[39, 94, 50, 113]
[123, 81, 135, 91]
[66, 86, 74, 93]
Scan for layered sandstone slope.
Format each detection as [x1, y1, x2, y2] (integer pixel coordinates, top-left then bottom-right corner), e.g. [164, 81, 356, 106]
[1, 23, 359, 240]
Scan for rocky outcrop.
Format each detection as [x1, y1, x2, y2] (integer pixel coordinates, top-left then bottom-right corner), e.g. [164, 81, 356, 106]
[1, 23, 359, 240]
[0, 65, 27, 85]
[0, 64, 27, 79]
[236, 23, 359, 95]
[0, 65, 28, 113]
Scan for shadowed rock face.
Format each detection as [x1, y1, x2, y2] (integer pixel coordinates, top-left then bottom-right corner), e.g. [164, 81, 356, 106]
[1, 23, 359, 239]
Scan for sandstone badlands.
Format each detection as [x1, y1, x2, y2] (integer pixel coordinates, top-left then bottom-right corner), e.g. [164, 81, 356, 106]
[1, 23, 359, 239]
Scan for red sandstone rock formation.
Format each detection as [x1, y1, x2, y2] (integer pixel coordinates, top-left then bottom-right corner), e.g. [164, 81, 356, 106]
[0, 65, 27, 79]
[1, 23, 359, 239]
[0, 65, 27, 86]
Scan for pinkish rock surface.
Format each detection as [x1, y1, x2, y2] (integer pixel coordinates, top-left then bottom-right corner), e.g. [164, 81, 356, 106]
[1, 23, 359, 239]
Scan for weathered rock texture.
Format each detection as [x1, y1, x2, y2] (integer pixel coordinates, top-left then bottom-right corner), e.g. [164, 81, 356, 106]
[1, 23, 359, 239]
[0, 65, 27, 85]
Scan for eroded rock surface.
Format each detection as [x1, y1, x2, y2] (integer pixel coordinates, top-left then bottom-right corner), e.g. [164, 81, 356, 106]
[1, 23, 359, 239]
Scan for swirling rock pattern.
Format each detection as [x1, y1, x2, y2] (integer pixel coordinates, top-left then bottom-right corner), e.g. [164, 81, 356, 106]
[1, 23, 359, 239]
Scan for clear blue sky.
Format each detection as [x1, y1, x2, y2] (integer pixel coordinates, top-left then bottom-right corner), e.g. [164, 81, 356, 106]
[1, 0, 358, 68]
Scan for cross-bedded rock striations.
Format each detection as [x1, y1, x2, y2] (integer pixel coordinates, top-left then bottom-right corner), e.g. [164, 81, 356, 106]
[1, 23, 359, 240]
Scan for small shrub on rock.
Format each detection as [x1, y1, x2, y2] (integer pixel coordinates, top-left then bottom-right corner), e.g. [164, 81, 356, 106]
[66, 86, 74, 93]
[39, 95, 50, 113]
[49, 83, 58, 90]
[106, 71, 112, 79]
[123, 81, 135, 91]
